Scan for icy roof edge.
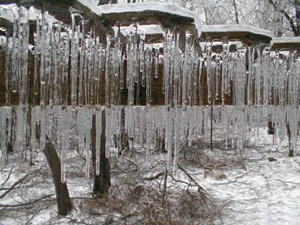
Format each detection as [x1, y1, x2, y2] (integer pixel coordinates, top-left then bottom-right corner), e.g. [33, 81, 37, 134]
[77, 0, 102, 16]
[270, 37, 300, 50]
[200, 25, 273, 39]
[98, 1, 201, 31]
[98, 2, 198, 19]
[271, 37, 300, 44]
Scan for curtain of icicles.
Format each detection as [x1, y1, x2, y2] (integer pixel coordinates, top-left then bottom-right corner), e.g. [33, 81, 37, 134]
[0, 7, 300, 178]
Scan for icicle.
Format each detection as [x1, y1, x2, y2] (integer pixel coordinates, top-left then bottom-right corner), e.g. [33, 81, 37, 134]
[0, 107, 12, 167]
[221, 40, 229, 105]
[255, 48, 262, 105]
[61, 107, 70, 183]
[18, 7, 30, 105]
[145, 49, 152, 106]
[146, 107, 151, 159]
[15, 106, 26, 154]
[154, 47, 159, 79]
[120, 53, 125, 90]
[165, 107, 173, 171]
[140, 34, 146, 88]
[4, 34, 11, 105]
[105, 108, 112, 158]
[173, 108, 181, 174]
[11, 12, 19, 95]
[247, 46, 253, 105]
[95, 109, 102, 175]
[30, 107, 38, 155]
[105, 35, 112, 106]
[70, 13, 82, 106]
[206, 41, 213, 104]
[163, 30, 172, 106]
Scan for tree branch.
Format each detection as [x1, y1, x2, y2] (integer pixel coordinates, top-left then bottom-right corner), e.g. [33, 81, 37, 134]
[269, 0, 298, 36]
[0, 194, 54, 208]
[143, 171, 165, 181]
[0, 171, 37, 199]
[232, 0, 239, 24]
[177, 163, 210, 198]
[1, 167, 14, 186]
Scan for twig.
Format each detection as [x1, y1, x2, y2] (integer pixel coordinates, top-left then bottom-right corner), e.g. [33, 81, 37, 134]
[0, 171, 37, 199]
[162, 168, 168, 200]
[0, 194, 54, 208]
[2, 167, 14, 186]
[169, 173, 196, 187]
[177, 163, 209, 197]
[125, 158, 139, 171]
[143, 171, 165, 181]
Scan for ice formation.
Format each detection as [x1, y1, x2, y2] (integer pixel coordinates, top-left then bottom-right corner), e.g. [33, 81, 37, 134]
[0, 6, 300, 177]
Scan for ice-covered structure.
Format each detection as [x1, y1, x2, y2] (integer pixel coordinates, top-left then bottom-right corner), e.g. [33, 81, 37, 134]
[0, 1, 300, 177]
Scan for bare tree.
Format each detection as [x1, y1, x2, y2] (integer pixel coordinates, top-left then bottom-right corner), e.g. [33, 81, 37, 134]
[268, 0, 300, 36]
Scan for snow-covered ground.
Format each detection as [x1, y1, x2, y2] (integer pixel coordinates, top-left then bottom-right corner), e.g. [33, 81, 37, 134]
[1, 128, 299, 225]
[199, 129, 300, 225]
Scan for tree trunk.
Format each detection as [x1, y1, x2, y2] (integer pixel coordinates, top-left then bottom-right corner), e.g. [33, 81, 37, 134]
[44, 136, 73, 216]
[232, 0, 239, 24]
[286, 123, 294, 157]
[295, 0, 300, 36]
[92, 109, 111, 197]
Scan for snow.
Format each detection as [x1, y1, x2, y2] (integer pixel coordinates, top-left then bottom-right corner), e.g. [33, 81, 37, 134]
[1, 2, 300, 225]
[201, 25, 273, 38]
[272, 37, 300, 44]
[98, 1, 196, 19]
[202, 129, 300, 225]
[98, 1, 202, 34]
[114, 24, 163, 36]
[77, 0, 103, 16]
[1, 128, 300, 225]
[0, 4, 56, 22]
[0, 3, 18, 22]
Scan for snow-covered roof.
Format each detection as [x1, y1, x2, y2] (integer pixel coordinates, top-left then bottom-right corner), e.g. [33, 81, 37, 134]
[98, 2, 198, 21]
[270, 37, 300, 50]
[200, 25, 273, 41]
[0, 3, 18, 22]
[0, 3, 57, 22]
[271, 37, 300, 44]
[98, 1, 201, 33]
[77, 0, 103, 16]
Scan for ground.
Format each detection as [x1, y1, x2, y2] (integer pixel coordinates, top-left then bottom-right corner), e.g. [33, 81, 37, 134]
[0, 127, 300, 225]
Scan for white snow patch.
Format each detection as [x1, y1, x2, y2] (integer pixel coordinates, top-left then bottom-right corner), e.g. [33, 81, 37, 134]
[200, 25, 273, 38]
[77, 0, 103, 16]
[99, 2, 202, 35]
[0, 3, 18, 22]
[114, 24, 163, 36]
[272, 37, 300, 44]
[0, 4, 57, 22]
